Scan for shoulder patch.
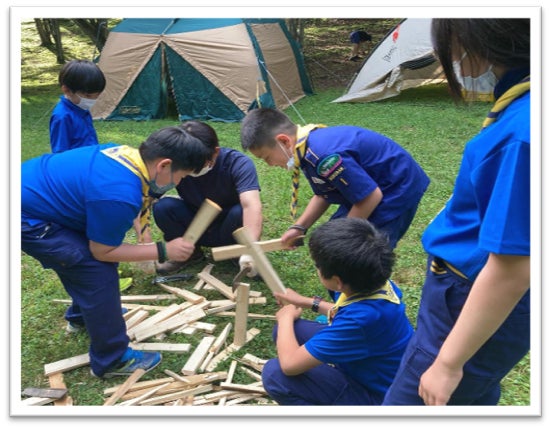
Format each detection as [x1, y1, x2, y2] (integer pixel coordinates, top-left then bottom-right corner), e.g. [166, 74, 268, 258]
[317, 154, 343, 178]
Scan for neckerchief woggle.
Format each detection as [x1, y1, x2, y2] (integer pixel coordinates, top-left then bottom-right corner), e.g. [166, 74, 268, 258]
[290, 124, 327, 220]
[327, 280, 401, 325]
[482, 75, 530, 129]
[101, 145, 153, 241]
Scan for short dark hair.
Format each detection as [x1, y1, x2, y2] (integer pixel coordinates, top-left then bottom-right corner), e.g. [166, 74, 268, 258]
[139, 125, 212, 173]
[431, 19, 530, 101]
[240, 108, 297, 151]
[180, 120, 219, 156]
[308, 218, 395, 294]
[58, 59, 106, 94]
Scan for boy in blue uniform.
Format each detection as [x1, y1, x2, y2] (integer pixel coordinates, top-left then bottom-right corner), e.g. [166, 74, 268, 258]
[382, 19, 531, 406]
[153, 121, 263, 276]
[49, 59, 106, 153]
[240, 107, 430, 251]
[262, 217, 413, 405]
[21, 125, 212, 378]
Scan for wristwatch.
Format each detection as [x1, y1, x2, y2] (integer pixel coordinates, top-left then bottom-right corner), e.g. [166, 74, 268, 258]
[311, 295, 322, 313]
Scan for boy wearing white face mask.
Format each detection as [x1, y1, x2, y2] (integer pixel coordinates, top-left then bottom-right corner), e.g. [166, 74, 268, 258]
[49, 59, 106, 153]
[153, 121, 263, 276]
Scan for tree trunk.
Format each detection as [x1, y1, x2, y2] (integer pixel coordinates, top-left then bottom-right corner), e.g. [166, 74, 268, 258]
[72, 19, 110, 53]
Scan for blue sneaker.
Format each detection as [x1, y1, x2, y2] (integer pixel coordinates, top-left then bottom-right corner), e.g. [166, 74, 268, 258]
[91, 348, 162, 379]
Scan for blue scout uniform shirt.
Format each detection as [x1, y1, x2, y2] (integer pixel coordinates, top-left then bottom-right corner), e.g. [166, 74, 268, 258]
[175, 147, 260, 211]
[422, 68, 530, 281]
[304, 281, 414, 397]
[21, 143, 142, 247]
[299, 126, 430, 226]
[49, 96, 99, 153]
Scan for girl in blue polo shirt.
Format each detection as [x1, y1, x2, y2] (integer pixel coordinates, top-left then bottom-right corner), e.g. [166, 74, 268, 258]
[383, 18, 531, 406]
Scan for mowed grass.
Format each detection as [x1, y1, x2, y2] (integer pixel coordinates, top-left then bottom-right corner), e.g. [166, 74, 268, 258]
[16, 19, 532, 408]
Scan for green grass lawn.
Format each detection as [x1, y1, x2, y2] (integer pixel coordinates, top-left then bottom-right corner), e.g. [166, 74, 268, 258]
[16, 19, 531, 409]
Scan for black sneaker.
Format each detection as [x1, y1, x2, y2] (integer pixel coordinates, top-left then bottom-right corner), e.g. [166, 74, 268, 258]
[91, 348, 162, 379]
[349, 55, 361, 62]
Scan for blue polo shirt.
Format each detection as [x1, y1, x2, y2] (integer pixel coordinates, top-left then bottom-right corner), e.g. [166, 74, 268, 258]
[422, 82, 530, 281]
[49, 96, 99, 153]
[21, 143, 142, 246]
[304, 281, 413, 397]
[299, 126, 430, 226]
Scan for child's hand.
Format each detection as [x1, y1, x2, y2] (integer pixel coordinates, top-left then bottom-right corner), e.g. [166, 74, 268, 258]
[276, 304, 302, 322]
[274, 288, 305, 307]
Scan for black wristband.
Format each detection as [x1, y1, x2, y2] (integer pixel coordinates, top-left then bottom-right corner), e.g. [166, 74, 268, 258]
[311, 295, 322, 313]
[156, 241, 167, 263]
[288, 224, 308, 234]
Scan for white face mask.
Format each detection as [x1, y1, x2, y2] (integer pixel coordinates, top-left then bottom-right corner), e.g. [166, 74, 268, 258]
[278, 143, 295, 171]
[189, 164, 213, 177]
[76, 96, 97, 111]
[452, 53, 498, 94]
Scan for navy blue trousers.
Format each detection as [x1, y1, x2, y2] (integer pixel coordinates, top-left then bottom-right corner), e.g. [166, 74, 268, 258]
[382, 256, 530, 405]
[21, 222, 129, 377]
[153, 196, 242, 246]
[262, 319, 383, 405]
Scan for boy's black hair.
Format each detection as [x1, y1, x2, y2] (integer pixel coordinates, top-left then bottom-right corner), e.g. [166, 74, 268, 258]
[180, 120, 219, 157]
[139, 125, 212, 173]
[240, 107, 297, 151]
[308, 217, 395, 294]
[58, 59, 106, 94]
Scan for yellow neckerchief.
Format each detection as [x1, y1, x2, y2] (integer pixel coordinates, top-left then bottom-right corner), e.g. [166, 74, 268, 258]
[481, 76, 530, 129]
[327, 280, 401, 325]
[101, 145, 153, 240]
[290, 123, 327, 220]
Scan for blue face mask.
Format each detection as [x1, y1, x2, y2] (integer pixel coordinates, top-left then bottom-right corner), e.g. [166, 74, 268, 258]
[148, 171, 175, 197]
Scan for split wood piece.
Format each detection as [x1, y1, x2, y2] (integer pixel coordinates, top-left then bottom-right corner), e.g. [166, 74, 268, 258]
[48, 372, 73, 406]
[210, 323, 233, 354]
[21, 396, 56, 406]
[182, 198, 222, 244]
[103, 368, 146, 406]
[163, 369, 190, 383]
[44, 353, 90, 376]
[104, 372, 227, 398]
[193, 264, 215, 291]
[127, 302, 192, 340]
[133, 305, 208, 342]
[218, 359, 238, 406]
[123, 305, 145, 321]
[205, 327, 260, 372]
[129, 342, 191, 354]
[120, 294, 177, 303]
[138, 384, 213, 406]
[197, 271, 235, 300]
[118, 303, 171, 312]
[215, 311, 276, 320]
[219, 382, 266, 395]
[225, 393, 264, 406]
[212, 237, 303, 261]
[240, 353, 268, 373]
[240, 366, 262, 382]
[205, 303, 236, 315]
[171, 321, 217, 335]
[209, 297, 267, 307]
[117, 382, 172, 406]
[233, 283, 250, 346]
[125, 309, 150, 331]
[181, 336, 216, 375]
[157, 283, 206, 305]
[232, 226, 287, 295]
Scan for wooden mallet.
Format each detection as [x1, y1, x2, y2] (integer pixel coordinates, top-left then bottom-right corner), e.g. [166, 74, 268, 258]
[182, 198, 222, 244]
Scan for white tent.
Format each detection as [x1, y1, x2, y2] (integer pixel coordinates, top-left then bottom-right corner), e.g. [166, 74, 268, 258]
[333, 18, 446, 104]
